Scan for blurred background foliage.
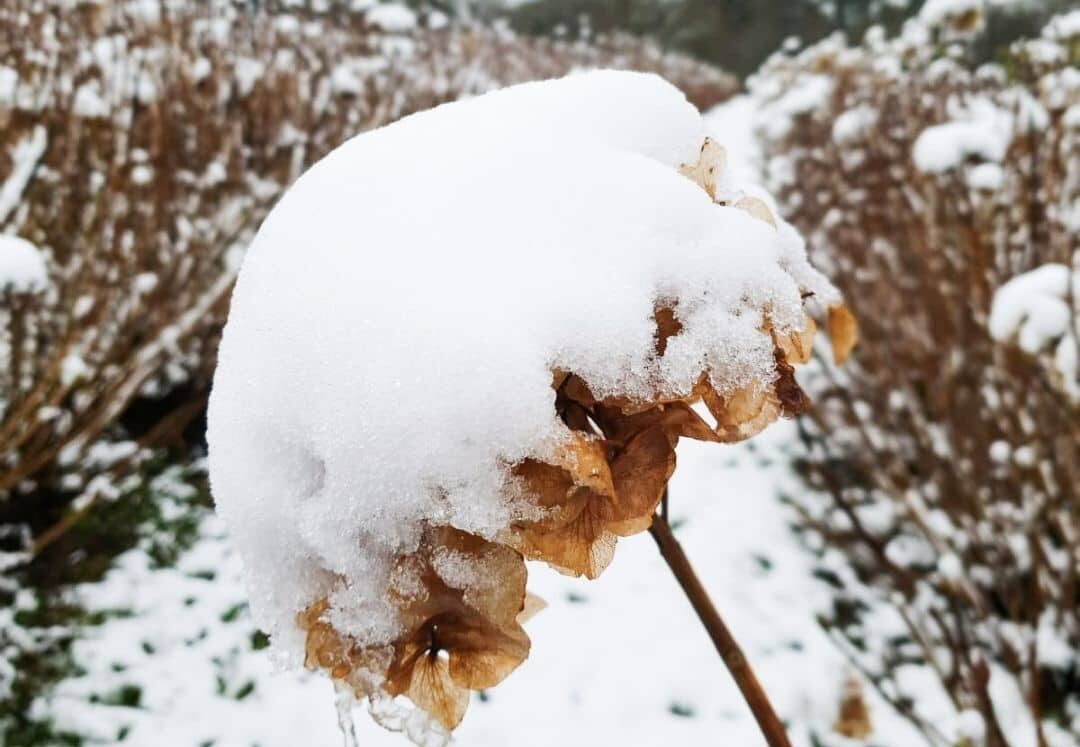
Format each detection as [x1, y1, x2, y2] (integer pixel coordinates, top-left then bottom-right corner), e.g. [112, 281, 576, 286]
[458, 0, 1079, 75]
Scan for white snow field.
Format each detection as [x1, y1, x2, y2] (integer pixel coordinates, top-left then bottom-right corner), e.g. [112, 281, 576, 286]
[37, 91, 925, 746]
[42, 428, 926, 747]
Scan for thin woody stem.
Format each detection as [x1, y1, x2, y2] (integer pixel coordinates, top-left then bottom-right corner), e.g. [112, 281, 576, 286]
[648, 499, 793, 747]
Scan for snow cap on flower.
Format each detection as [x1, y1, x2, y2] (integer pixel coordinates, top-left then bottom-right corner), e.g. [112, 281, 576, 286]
[208, 70, 850, 742]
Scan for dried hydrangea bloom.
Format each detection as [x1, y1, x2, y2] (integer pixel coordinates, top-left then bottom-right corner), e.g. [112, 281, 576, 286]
[208, 71, 853, 743]
[497, 144, 853, 580]
[300, 526, 529, 730]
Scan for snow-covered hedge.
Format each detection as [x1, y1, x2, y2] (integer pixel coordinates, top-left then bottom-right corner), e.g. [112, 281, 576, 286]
[752, 9, 1079, 746]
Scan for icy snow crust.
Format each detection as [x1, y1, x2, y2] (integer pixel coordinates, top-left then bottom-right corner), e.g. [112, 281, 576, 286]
[208, 71, 833, 663]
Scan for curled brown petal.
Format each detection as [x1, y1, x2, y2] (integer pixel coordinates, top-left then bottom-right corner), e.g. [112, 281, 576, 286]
[508, 495, 618, 579]
[401, 651, 470, 731]
[701, 379, 781, 444]
[605, 426, 677, 536]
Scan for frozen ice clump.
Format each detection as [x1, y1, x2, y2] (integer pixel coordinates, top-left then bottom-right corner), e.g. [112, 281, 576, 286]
[208, 70, 845, 741]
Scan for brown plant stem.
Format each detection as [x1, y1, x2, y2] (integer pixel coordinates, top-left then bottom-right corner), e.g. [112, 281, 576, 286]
[648, 507, 793, 747]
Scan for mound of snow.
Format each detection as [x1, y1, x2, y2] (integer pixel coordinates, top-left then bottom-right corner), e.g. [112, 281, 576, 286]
[0, 234, 48, 293]
[365, 3, 417, 33]
[990, 262, 1079, 396]
[208, 70, 840, 737]
[912, 98, 1013, 173]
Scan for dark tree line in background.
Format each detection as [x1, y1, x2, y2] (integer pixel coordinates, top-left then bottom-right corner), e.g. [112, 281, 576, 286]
[434, 0, 1077, 77]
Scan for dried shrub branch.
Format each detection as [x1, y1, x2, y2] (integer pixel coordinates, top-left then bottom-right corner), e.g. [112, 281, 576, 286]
[754, 15, 1079, 746]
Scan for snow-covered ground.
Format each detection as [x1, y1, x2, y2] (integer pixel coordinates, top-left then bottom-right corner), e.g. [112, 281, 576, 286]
[42, 428, 910, 747]
[35, 96, 924, 747]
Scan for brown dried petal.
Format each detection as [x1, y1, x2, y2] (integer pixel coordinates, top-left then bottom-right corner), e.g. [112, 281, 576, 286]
[775, 315, 817, 365]
[439, 617, 531, 691]
[302, 527, 532, 731]
[395, 650, 470, 731]
[773, 349, 811, 419]
[507, 432, 622, 577]
[429, 527, 528, 629]
[556, 371, 598, 409]
[827, 304, 858, 364]
[509, 498, 617, 579]
[833, 676, 872, 739]
[605, 426, 677, 536]
[593, 400, 718, 445]
[701, 379, 781, 443]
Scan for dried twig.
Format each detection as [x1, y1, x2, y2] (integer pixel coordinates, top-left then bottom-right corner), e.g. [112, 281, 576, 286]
[649, 500, 793, 747]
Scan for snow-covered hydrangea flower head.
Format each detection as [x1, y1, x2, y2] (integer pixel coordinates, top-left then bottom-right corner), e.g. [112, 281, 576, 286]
[207, 70, 854, 743]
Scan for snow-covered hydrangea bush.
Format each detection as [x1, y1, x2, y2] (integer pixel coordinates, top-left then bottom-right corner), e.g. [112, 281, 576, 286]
[752, 9, 1079, 746]
[208, 70, 853, 743]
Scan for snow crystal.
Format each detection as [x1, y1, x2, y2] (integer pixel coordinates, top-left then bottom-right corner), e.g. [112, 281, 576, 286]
[912, 98, 1013, 173]
[0, 234, 48, 293]
[208, 71, 837, 666]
